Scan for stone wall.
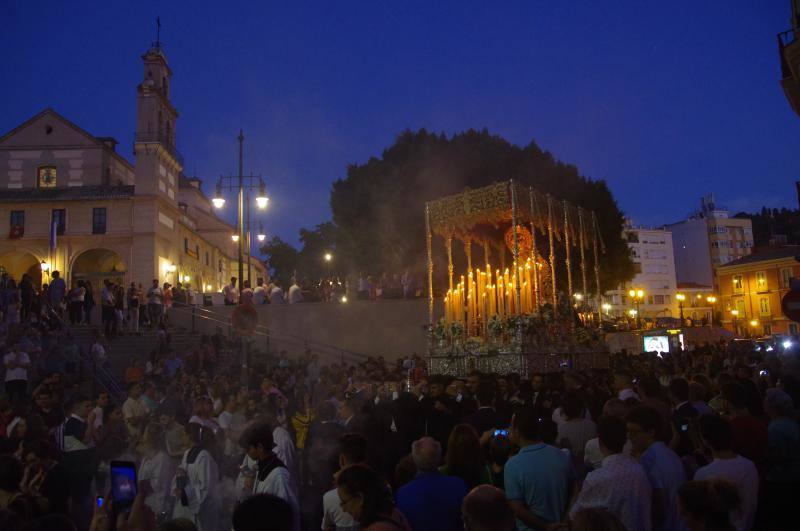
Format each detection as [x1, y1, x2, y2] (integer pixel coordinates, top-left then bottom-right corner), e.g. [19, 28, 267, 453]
[171, 299, 433, 362]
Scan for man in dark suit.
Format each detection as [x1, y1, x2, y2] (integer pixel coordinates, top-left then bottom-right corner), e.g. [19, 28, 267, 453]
[464, 381, 505, 436]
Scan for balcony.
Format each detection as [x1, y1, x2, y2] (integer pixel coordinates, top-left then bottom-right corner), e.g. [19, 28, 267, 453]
[134, 131, 184, 166]
[778, 28, 800, 116]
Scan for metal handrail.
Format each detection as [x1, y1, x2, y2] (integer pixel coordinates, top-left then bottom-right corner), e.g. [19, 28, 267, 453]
[168, 304, 371, 363]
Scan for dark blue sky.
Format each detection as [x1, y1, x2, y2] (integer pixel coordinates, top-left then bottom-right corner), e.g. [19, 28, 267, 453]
[2, 1, 798, 251]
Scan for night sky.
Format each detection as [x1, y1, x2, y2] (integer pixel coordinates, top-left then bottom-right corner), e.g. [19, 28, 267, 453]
[2, 1, 798, 252]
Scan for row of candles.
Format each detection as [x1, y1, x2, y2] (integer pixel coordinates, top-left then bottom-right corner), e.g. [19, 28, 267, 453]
[443, 257, 544, 335]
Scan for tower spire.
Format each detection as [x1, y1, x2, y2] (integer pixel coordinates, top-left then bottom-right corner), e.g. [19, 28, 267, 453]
[155, 17, 161, 49]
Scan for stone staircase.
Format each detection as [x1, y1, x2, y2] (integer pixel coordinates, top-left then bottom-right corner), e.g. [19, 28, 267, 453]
[69, 324, 204, 382]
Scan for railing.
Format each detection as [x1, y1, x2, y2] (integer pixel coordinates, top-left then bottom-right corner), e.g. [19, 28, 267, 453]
[134, 131, 184, 166]
[168, 303, 372, 365]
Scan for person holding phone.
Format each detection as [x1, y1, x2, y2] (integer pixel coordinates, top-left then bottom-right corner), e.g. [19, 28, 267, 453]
[171, 422, 219, 531]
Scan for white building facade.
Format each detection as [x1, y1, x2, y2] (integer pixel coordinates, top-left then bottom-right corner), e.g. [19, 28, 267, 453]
[603, 225, 679, 320]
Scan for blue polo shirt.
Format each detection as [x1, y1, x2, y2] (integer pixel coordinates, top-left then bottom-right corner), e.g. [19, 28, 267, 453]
[395, 471, 468, 531]
[504, 443, 573, 529]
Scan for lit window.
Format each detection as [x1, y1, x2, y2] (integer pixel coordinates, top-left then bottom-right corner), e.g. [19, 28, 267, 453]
[732, 275, 743, 292]
[759, 297, 770, 315]
[756, 271, 767, 290]
[38, 166, 56, 188]
[780, 267, 793, 289]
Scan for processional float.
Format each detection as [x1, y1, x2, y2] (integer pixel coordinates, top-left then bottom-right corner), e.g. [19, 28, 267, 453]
[424, 181, 608, 375]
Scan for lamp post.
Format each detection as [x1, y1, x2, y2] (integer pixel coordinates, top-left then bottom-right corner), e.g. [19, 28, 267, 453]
[213, 131, 269, 291]
[676, 293, 686, 325]
[749, 319, 759, 338]
[706, 295, 717, 326]
[628, 288, 644, 329]
[602, 302, 611, 317]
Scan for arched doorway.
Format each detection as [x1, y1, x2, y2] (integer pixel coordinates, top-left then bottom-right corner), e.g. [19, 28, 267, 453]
[71, 249, 126, 288]
[0, 251, 42, 286]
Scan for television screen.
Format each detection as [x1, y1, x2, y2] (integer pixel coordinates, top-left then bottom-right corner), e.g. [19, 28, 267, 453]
[643, 335, 670, 353]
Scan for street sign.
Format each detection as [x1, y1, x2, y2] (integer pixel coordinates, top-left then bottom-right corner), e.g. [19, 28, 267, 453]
[782, 289, 800, 322]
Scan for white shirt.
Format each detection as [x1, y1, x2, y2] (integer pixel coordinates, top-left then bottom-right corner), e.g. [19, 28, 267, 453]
[322, 487, 358, 531]
[618, 388, 640, 402]
[584, 438, 633, 470]
[172, 448, 219, 531]
[4, 351, 29, 381]
[694, 455, 759, 531]
[551, 406, 592, 426]
[253, 286, 267, 305]
[273, 426, 296, 477]
[288, 284, 303, 304]
[139, 450, 176, 517]
[249, 457, 301, 531]
[570, 453, 652, 531]
[270, 286, 285, 304]
[557, 418, 597, 459]
[223, 284, 238, 304]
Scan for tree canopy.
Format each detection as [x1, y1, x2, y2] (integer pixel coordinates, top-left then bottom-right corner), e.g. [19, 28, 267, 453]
[261, 128, 635, 293]
[329, 128, 634, 293]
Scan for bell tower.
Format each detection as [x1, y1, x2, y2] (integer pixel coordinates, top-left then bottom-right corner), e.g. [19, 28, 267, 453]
[133, 37, 182, 199]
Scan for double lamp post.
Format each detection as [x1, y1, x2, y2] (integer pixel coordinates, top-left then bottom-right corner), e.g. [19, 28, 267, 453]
[212, 131, 269, 289]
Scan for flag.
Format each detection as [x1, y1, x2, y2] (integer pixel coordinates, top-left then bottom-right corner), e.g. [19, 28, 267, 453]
[49, 218, 57, 251]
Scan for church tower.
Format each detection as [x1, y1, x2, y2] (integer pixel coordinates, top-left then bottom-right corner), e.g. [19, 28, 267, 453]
[133, 41, 182, 199]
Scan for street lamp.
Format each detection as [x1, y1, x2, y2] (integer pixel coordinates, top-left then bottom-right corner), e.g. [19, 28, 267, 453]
[706, 295, 717, 326]
[212, 184, 226, 209]
[628, 288, 644, 329]
[324, 253, 333, 262]
[231, 234, 240, 243]
[602, 302, 611, 316]
[257, 221, 266, 242]
[213, 131, 269, 289]
[676, 293, 686, 325]
[255, 182, 269, 209]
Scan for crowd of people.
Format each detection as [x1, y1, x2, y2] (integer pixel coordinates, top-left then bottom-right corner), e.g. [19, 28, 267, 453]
[219, 270, 423, 307]
[0, 272, 798, 531]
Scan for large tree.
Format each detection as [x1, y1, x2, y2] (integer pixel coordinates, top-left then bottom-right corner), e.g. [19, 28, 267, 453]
[330, 128, 634, 293]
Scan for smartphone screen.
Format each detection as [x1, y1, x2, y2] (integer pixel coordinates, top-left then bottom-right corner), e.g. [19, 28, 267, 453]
[494, 429, 508, 437]
[96, 496, 105, 509]
[110, 460, 137, 511]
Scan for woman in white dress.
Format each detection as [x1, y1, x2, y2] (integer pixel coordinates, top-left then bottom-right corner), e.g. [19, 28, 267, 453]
[171, 422, 220, 531]
[138, 422, 176, 522]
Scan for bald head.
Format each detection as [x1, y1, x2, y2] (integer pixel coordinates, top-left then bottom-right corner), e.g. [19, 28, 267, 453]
[462, 485, 514, 531]
[411, 436, 441, 472]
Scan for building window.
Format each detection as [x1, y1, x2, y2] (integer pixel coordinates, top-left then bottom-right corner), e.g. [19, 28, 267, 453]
[755, 271, 767, 291]
[218, 259, 223, 273]
[9, 210, 24, 239]
[37, 166, 56, 188]
[764, 324, 772, 335]
[732, 275, 743, 293]
[184, 237, 189, 252]
[780, 267, 793, 289]
[205, 251, 210, 266]
[735, 299, 745, 314]
[759, 297, 770, 316]
[790, 323, 798, 335]
[633, 262, 642, 274]
[653, 295, 665, 305]
[92, 208, 107, 234]
[626, 232, 639, 243]
[51, 209, 66, 235]
[195, 245, 200, 259]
